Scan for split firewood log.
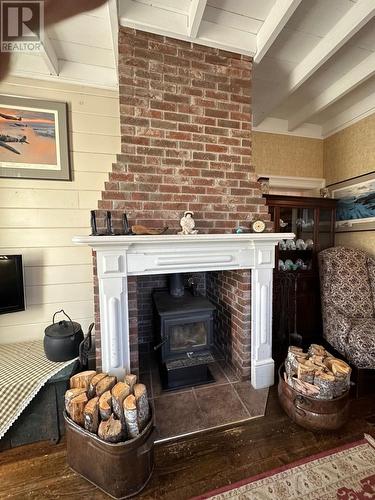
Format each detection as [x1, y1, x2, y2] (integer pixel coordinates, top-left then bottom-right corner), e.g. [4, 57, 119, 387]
[124, 394, 140, 438]
[84, 397, 99, 434]
[65, 387, 86, 414]
[88, 373, 108, 398]
[325, 358, 351, 377]
[324, 358, 351, 397]
[285, 346, 305, 377]
[134, 383, 150, 431]
[314, 370, 336, 399]
[307, 344, 327, 358]
[125, 374, 137, 393]
[70, 370, 96, 390]
[99, 390, 112, 421]
[309, 355, 326, 369]
[67, 392, 88, 426]
[296, 359, 315, 384]
[291, 377, 320, 397]
[112, 382, 131, 422]
[96, 375, 117, 397]
[98, 414, 124, 443]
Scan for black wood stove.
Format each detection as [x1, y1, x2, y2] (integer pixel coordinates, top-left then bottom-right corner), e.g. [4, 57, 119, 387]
[153, 273, 216, 390]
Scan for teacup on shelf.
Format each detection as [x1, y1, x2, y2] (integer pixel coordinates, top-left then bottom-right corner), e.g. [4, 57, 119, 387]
[278, 259, 286, 271]
[296, 258, 308, 270]
[296, 239, 307, 250]
[285, 240, 296, 250]
[278, 239, 287, 250]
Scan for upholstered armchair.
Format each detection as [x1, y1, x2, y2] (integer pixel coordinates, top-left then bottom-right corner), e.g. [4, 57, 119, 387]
[318, 246, 375, 370]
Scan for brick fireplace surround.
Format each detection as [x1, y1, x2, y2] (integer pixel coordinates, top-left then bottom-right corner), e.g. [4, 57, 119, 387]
[92, 27, 271, 381]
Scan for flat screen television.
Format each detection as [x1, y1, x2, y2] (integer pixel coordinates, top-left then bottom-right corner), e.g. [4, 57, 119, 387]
[0, 255, 25, 314]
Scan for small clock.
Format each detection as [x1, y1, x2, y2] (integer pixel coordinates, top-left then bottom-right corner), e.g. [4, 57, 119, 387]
[251, 219, 266, 233]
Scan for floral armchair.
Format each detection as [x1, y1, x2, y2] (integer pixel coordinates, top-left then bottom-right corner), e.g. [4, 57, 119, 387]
[318, 246, 375, 369]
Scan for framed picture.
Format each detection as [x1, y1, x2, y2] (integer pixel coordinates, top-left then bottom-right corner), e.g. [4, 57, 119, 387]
[0, 95, 70, 180]
[327, 171, 375, 232]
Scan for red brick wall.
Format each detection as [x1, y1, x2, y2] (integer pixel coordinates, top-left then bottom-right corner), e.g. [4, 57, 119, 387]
[207, 270, 251, 378]
[94, 27, 270, 378]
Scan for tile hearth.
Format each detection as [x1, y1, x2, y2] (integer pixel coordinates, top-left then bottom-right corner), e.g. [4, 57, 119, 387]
[139, 352, 269, 442]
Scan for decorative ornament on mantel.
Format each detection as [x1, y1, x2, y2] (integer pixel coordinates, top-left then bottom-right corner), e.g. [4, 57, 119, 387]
[178, 211, 198, 235]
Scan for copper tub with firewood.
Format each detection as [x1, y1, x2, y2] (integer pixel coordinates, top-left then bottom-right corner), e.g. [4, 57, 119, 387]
[278, 365, 350, 431]
[64, 409, 155, 499]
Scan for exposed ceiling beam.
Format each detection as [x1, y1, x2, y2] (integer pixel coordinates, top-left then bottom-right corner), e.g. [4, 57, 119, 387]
[254, 0, 302, 64]
[40, 35, 59, 76]
[188, 0, 207, 38]
[253, 0, 375, 126]
[288, 52, 375, 130]
[119, 0, 256, 56]
[119, 0, 188, 38]
[198, 21, 256, 56]
[322, 89, 375, 138]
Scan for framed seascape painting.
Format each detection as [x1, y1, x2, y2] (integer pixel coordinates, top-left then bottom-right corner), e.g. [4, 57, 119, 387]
[0, 95, 70, 180]
[327, 171, 375, 232]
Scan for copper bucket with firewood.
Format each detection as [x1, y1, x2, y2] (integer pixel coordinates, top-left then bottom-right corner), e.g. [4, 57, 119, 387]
[64, 370, 156, 499]
[278, 344, 351, 431]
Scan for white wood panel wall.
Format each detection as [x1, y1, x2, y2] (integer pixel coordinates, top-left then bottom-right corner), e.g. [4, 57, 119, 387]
[0, 77, 120, 344]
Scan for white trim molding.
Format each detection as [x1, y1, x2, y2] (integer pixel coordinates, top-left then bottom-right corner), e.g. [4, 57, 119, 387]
[73, 232, 294, 389]
[266, 174, 325, 194]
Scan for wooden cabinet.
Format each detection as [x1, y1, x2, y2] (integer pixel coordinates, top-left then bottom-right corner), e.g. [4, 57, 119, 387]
[265, 195, 337, 365]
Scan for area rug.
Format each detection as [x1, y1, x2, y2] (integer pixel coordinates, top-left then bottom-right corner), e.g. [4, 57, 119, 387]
[0, 340, 76, 439]
[194, 434, 375, 499]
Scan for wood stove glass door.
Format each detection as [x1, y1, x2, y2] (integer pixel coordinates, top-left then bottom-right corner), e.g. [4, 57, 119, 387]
[170, 321, 207, 352]
[162, 314, 212, 361]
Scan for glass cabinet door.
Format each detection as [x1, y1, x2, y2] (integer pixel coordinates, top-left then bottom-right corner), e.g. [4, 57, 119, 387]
[279, 207, 315, 245]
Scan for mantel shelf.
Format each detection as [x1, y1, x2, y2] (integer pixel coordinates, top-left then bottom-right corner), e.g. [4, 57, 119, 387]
[73, 232, 295, 247]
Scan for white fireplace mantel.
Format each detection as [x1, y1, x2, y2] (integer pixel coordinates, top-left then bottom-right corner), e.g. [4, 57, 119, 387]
[73, 232, 294, 389]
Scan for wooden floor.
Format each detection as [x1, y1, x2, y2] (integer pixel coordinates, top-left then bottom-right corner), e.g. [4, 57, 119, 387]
[1, 387, 375, 500]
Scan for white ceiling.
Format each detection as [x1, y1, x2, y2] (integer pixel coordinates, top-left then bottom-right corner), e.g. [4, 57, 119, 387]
[6, 0, 375, 139]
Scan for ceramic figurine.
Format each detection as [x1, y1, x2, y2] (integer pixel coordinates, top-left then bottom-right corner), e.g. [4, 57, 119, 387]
[296, 238, 307, 250]
[295, 258, 307, 270]
[179, 211, 198, 235]
[285, 239, 296, 250]
[279, 218, 288, 228]
[235, 226, 250, 234]
[257, 176, 270, 194]
[305, 239, 314, 249]
[278, 239, 287, 250]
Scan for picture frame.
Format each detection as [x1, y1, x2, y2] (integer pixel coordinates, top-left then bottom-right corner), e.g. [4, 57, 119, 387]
[0, 95, 71, 180]
[327, 171, 375, 232]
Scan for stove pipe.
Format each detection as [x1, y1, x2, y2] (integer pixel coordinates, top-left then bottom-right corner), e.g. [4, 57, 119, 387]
[169, 273, 185, 297]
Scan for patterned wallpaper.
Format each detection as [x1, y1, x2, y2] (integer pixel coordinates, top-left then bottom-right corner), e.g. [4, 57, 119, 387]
[253, 131, 323, 178]
[324, 112, 375, 256]
[324, 113, 375, 185]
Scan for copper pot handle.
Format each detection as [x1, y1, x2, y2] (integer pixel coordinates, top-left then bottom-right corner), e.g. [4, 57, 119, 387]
[293, 395, 310, 417]
[294, 395, 311, 408]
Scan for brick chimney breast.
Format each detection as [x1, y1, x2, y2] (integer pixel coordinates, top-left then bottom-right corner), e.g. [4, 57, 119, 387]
[93, 28, 271, 379]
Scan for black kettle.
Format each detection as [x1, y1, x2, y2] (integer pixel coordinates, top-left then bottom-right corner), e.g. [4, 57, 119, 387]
[44, 310, 84, 362]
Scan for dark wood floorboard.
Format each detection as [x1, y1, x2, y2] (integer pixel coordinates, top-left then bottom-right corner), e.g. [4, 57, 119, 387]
[1, 387, 375, 499]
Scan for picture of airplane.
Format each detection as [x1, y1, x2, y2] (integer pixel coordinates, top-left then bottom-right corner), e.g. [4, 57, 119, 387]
[0, 105, 57, 165]
[0, 134, 28, 154]
[0, 112, 22, 121]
